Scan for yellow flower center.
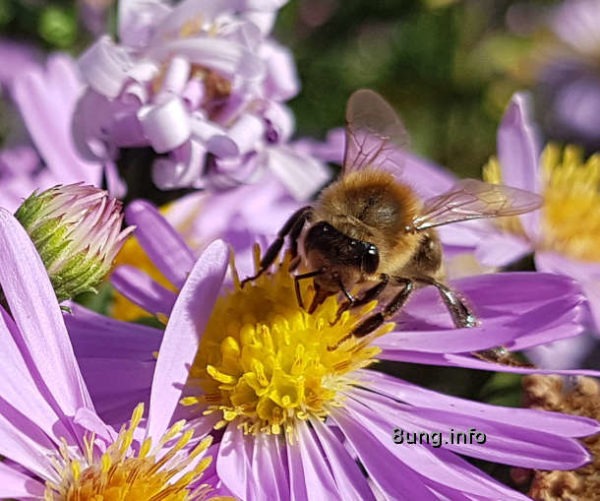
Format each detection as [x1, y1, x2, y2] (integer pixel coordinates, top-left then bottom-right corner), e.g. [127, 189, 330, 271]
[540, 145, 600, 261]
[181, 250, 392, 439]
[483, 144, 600, 262]
[44, 405, 216, 501]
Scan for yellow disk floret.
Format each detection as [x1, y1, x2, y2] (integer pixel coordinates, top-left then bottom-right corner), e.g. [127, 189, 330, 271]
[540, 145, 600, 261]
[182, 250, 392, 439]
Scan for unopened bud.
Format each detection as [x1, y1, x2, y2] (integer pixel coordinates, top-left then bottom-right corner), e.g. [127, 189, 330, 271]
[15, 183, 134, 301]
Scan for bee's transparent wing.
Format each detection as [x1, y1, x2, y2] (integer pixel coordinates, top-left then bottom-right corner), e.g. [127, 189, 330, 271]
[411, 178, 542, 231]
[343, 89, 410, 175]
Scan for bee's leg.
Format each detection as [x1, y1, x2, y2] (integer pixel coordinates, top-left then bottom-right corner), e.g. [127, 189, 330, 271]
[331, 274, 390, 325]
[294, 268, 325, 310]
[419, 277, 477, 328]
[473, 347, 534, 367]
[351, 278, 414, 338]
[241, 206, 313, 286]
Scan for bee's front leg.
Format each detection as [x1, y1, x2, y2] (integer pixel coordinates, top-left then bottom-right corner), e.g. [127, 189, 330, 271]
[242, 206, 313, 286]
[330, 274, 390, 326]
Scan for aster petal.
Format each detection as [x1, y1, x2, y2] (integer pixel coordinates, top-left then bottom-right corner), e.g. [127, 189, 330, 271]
[0, 209, 92, 415]
[138, 97, 192, 153]
[497, 92, 541, 239]
[0, 406, 57, 480]
[118, 0, 171, 47]
[331, 408, 440, 499]
[0, 38, 41, 87]
[473, 231, 533, 267]
[395, 150, 457, 199]
[79, 35, 134, 98]
[153, 140, 206, 189]
[503, 295, 586, 351]
[73, 407, 116, 443]
[296, 420, 341, 498]
[400, 272, 585, 330]
[146, 240, 229, 439]
[252, 434, 290, 499]
[286, 433, 309, 500]
[66, 303, 162, 359]
[75, 358, 154, 426]
[217, 420, 258, 500]
[11, 54, 103, 185]
[126, 200, 196, 286]
[381, 280, 586, 358]
[444, 354, 600, 378]
[356, 371, 600, 438]
[379, 320, 524, 354]
[310, 418, 375, 501]
[150, 38, 265, 80]
[0, 461, 45, 498]
[526, 332, 598, 370]
[436, 219, 490, 250]
[536, 251, 600, 330]
[342, 396, 532, 499]
[0, 309, 71, 444]
[261, 41, 299, 100]
[497, 93, 541, 192]
[72, 89, 119, 160]
[350, 386, 593, 471]
[111, 265, 176, 316]
[266, 145, 331, 200]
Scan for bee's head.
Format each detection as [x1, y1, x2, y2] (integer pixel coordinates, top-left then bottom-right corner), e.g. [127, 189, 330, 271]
[300, 222, 378, 313]
[304, 220, 379, 278]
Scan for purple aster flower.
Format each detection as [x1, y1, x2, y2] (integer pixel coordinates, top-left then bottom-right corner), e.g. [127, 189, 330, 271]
[0, 53, 120, 211]
[73, 0, 330, 198]
[467, 94, 600, 335]
[66, 209, 600, 498]
[0, 208, 220, 498]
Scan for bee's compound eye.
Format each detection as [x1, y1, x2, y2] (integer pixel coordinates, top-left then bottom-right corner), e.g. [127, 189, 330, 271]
[362, 243, 379, 274]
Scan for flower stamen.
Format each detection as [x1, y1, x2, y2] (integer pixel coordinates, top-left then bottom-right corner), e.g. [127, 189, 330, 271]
[44, 404, 215, 501]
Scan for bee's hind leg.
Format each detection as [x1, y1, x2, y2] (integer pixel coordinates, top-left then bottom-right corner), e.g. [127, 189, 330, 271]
[418, 277, 477, 328]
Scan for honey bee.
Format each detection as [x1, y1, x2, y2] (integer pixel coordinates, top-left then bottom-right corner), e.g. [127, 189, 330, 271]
[244, 89, 542, 339]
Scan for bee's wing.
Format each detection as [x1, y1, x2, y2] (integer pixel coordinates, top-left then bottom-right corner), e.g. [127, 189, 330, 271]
[343, 89, 410, 175]
[411, 178, 542, 231]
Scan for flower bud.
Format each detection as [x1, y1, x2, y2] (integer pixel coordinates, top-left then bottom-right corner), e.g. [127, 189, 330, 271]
[15, 183, 134, 301]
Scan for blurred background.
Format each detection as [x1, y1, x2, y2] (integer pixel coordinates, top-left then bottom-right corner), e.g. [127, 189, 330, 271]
[2, 0, 600, 178]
